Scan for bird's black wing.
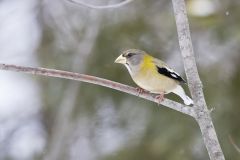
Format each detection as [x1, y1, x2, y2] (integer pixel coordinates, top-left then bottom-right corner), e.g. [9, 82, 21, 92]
[156, 66, 186, 83]
[153, 58, 186, 83]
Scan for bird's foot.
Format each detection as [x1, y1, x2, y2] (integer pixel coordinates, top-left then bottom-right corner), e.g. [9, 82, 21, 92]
[155, 93, 165, 105]
[136, 87, 148, 96]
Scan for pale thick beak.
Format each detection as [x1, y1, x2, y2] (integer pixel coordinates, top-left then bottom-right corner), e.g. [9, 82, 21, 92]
[114, 54, 127, 64]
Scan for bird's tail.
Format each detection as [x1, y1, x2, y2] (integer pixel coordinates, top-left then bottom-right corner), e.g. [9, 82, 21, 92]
[171, 85, 193, 105]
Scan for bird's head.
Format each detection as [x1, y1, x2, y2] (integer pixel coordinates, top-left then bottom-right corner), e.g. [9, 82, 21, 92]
[114, 49, 146, 75]
[115, 49, 146, 66]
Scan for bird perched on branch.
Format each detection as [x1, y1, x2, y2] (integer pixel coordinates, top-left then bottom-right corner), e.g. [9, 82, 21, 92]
[114, 49, 193, 105]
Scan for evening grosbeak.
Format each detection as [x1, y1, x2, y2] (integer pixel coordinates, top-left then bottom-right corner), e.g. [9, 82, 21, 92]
[114, 49, 193, 105]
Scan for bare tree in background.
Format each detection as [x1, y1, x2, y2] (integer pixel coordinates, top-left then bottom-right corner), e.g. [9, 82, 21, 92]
[41, 1, 102, 159]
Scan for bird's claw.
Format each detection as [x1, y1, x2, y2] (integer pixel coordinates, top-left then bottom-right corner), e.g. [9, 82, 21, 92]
[155, 93, 165, 105]
[136, 87, 148, 96]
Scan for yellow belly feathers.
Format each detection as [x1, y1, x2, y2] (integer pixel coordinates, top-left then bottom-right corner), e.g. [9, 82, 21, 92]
[132, 55, 177, 93]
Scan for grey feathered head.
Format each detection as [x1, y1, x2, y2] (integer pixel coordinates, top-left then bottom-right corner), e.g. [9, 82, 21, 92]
[115, 49, 145, 75]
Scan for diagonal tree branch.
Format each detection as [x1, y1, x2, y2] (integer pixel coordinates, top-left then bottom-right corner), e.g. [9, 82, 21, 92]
[0, 63, 195, 117]
[172, 0, 225, 160]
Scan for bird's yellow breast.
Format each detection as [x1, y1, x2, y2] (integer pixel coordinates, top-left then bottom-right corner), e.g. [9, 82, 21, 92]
[132, 54, 177, 93]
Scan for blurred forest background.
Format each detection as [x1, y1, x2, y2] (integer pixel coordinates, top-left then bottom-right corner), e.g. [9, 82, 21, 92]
[0, 0, 240, 160]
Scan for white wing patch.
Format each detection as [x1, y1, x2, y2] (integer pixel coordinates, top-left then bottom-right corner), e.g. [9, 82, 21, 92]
[165, 66, 180, 76]
[156, 66, 186, 83]
[170, 73, 178, 78]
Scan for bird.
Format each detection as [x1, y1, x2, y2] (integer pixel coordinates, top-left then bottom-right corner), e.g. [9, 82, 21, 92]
[114, 49, 193, 105]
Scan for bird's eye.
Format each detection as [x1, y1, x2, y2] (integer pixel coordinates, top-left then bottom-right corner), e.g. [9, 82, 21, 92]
[127, 53, 135, 58]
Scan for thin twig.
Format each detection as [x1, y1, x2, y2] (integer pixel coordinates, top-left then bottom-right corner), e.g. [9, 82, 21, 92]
[229, 135, 240, 153]
[67, 0, 134, 9]
[0, 63, 195, 117]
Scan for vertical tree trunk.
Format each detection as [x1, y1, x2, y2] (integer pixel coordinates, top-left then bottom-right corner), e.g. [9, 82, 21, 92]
[171, 0, 225, 160]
